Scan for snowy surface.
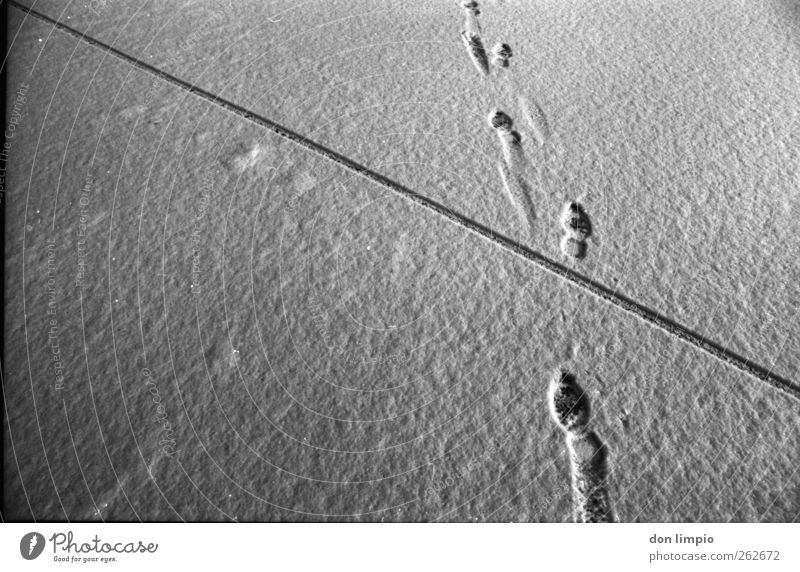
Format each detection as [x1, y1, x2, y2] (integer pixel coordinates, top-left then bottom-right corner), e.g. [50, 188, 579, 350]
[4, 1, 800, 521]
[12, 0, 800, 378]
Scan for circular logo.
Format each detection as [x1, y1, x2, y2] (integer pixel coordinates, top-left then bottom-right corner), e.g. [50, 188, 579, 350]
[20, 532, 45, 560]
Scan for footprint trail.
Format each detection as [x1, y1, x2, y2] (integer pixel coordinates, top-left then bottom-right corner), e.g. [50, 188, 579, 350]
[490, 110, 536, 235]
[459, 2, 489, 75]
[548, 370, 615, 523]
[455, 6, 549, 240]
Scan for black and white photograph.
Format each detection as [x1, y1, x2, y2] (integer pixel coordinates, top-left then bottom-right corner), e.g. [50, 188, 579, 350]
[1, 0, 799, 568]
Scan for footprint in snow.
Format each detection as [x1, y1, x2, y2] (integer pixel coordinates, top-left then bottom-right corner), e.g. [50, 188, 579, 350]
[461, 0, 482, 34]
[490, 42, 512, 69]
[489, 109, 536, 236]
[461, 30, 489, 76]
[548, 369, 615, 523]
[118, 103, 148, 121]
[559, 202, 592, 260]
[224, 143, 272, 175]
[518, 95, 551, 146]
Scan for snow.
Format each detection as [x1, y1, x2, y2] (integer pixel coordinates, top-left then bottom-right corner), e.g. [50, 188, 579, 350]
[4, 1, 799, 521]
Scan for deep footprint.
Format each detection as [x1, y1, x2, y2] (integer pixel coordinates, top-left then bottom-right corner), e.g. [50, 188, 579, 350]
[560, 201, 592, 240]
[489, 109, 526, 173]
[559, 202, 591, 259]
[491, 42, 513, 68]
[548, 369, 615, 523]
[548, 369, 591, 432]
[489, 109, 514, 132]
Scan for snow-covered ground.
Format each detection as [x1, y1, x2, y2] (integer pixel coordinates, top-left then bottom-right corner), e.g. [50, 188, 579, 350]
[4, 1, 799, 521]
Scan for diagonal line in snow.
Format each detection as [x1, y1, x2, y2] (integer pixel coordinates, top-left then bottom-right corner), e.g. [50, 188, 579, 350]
[9, 0, 800, 403]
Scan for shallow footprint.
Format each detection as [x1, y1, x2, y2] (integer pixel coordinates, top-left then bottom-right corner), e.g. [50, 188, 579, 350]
[560, 235, 587, 259]
[118, 103, 147, 121]
[498, 161, 536, 236]
[461, 0, 482, 34]
[518, 96, 551, 146]
[224, 142, 271, 175]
